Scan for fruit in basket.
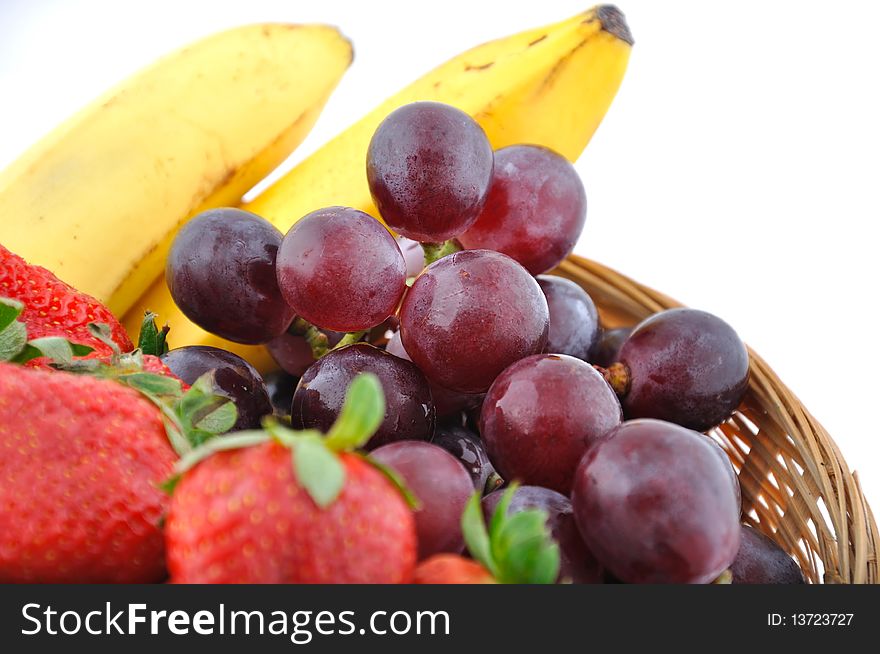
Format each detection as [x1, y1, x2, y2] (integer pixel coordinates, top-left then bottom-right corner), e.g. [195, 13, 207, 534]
[367, 102, 494, 243]
[537, 275, 601, 360]
[483, 485, 603, 583]
[0, 363, 178, 582]
[605, 308, 750, 431]
[460, 145, 586, 274]
[0, 24, 352, 317]
[166, 208, 295, 344]
[292, 343, 435, 449]
[571, 419, 741, 584]
[125, 6, 633, 346]
[372, 441, 474, 559]
[730, 525, 805, 584]
[161, 346, 272, 430]
[165, 374, 417, 583]
[1, 244, 133, 357]
[589, 326, 632, 367]
[276, 207, 406, 331]
[399, 250, 549, 393]
[481, 354, 622, 494]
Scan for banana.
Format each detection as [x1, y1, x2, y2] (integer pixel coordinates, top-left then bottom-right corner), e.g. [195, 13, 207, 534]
[123, 5, 632, 370]
[0, 23, 352, 317]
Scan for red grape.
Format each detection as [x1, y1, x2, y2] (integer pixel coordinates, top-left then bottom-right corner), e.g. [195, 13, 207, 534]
[431, 422, 496, 492]
[291, 343, 435, 449]
[266, 328, 345, 377]
[386, 329, 483, 416]
[399, 250, 549, 393]
[264, 370, 297, 418]
[537, 275, 600, 360]
[371, 441, 473, 559]
[482, 486, 603, 584]
[571, 419, 741, 584]
[589, 327, 632, 367]
[459, 145, 586, 274]
[166, 208, 294, 344]
[612, 308, 749, 431]
[480, 354, 622, 494]
[161, 346, 272, 430]
[730, 525, 805, 584]
[276, 207, 406, 332]
[366, 102, 494, 243]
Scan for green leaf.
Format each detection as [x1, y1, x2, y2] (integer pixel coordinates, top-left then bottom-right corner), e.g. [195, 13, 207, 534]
[120, 372, 183, 397]
[461, 492, 496, 577]
[87, 322, 121, 354]
[358, 453, 421, 510]
[193, 399, 237, 435]
[293, 434, 346, 508]
[492, 510, 559, 584]
[489, 482, 518, 545]
[323, 373, 385, 451]
[0, 319, 27, 362]
[137, 311, 169, 356]
[0, 298, 24, 332]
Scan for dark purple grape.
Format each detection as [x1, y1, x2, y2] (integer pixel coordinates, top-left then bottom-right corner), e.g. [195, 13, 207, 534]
[571, 419, 741, 584]
[612, 308, 750, 431]
[291, 343, 435, 449]
[537, 275, 599, 360]
[730, 525, 805, 584]
[366, 102, 494, 243]
[166, 208, 295, 344]
[276, 207, 406, 332]
[371, 441, 473, 559]
[266, 328, 345, 377]
[431, 422, 496, 492]
[386, 330, 483, 417]
[589, 327, 632, 367]
[459, 145, 586, 274]
[399, 250, 549, 393]
[483, 486, 603, 584]
[263, 370, 297, 418]
[480, 354, 622, 494]
[160, 346, 272, 430]
[397, 236, 426, 278]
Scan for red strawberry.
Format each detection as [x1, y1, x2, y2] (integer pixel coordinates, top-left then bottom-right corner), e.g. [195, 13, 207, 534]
[413, 555, 495, 584]
[166, 443, 416, 583]
[165, 373, 417, 583]
[0, 244, 132, 356]
[0, 362, 176, 583]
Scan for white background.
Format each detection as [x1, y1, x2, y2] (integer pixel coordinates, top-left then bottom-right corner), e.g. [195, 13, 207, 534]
[2, 0, 878, 508]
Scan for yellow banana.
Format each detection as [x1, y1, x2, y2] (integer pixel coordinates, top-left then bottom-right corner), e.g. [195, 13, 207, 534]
[124, 6, 632, 370]
[0, 23, 352, 317]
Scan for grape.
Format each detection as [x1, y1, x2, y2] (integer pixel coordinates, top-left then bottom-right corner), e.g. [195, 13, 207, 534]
[730, 525, 805, 584]
[291, 343, 435, 449]
[275, 207, 406, 332]
[386, 330, 483, 417]
[705, 436, 742, 512]
[371, 441, 473, 559]
[366, 102, 494, 243]
[589, 327, 632, 367]
[537, 275, 600, 360]
[571, 419, 741, 584]
[482, 486, 603, 584]
[480, 354, 622, 494]
[399, 250, 549, 393]
[612, 308, 750, 431]
[161, 346, 272, 430]
[166, 208, 295, 344]
[263, 370, 297, 418]
[266, 328, 345, 377]
[431, 422, 496, 492]
[397, 236, 426, 278]
[459, 145, 586, 274]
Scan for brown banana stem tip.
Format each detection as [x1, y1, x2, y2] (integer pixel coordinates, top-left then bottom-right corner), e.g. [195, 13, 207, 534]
[595, 5, 634, 46]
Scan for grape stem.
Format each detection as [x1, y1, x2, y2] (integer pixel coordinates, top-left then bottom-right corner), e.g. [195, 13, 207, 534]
[332, 330, 368, 351]
[596, 362, 630, 397]
[421, 239, 462, 266]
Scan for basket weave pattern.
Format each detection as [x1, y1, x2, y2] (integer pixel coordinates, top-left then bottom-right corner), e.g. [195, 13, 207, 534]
[556, 255, 879, 584]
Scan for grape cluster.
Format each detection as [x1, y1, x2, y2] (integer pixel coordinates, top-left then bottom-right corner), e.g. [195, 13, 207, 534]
[164, 101, 801, 584]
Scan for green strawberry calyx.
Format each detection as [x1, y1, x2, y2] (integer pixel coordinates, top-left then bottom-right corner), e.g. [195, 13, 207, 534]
[137, 311, 170, 356]
[0, 297, 95, 364]
[164, 373, 419, 510]
[460, 483, 561, 584]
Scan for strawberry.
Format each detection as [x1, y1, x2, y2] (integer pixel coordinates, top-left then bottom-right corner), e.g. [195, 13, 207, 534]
[165, 374, 418, 583]
[0, 362, 177, 583]
[0, 244, 133, 356]
[413, 484, 560, 585]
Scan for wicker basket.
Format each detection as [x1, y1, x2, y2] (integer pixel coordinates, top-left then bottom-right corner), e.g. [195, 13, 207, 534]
[554, 254, 879, 584]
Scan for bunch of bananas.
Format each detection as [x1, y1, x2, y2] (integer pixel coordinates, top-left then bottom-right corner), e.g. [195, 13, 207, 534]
[0, 6, 633, 371]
